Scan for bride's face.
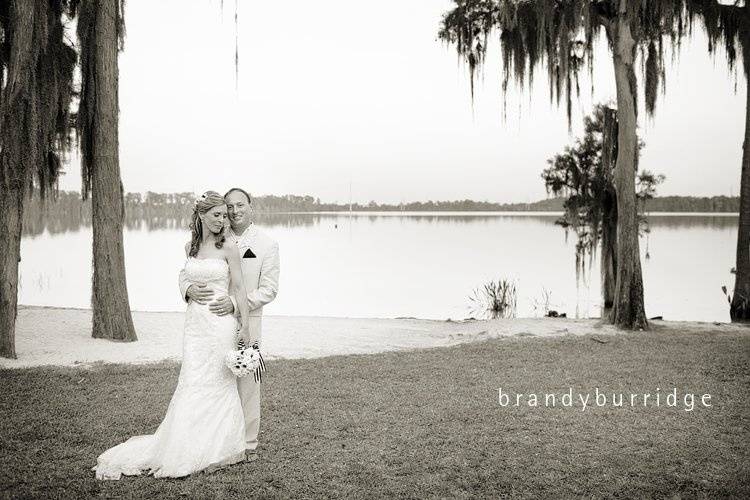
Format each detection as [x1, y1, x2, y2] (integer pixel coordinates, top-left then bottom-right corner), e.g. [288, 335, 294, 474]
[200, 204, 228, 234]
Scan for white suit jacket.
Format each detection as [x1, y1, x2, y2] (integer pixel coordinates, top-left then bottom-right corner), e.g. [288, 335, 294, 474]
[179, 223, 280, 317]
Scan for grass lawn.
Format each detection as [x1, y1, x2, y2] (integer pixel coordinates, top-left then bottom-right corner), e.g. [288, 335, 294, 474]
[1, 326, 748, 499]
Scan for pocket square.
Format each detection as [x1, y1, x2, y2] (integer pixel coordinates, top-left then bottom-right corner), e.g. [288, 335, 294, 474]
[243, 248, 257, 258]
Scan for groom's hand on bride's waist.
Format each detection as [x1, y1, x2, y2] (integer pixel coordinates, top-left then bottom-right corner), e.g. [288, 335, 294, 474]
[186, 283, 214, 304]
[209, 295, 235, 316]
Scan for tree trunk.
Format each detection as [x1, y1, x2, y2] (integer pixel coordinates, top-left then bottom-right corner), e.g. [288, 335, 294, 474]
[600, 107, 619, 313]
[0, 0, 35, 358]
[607, 7, 648, 330]
[601, 189, 617, 311]
[731, 75, 750, 321]
[90, 0, 136, 341]
[0, 185, 25, 358]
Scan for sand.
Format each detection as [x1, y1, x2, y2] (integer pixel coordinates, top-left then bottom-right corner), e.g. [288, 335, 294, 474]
[0, 306, 743, 369]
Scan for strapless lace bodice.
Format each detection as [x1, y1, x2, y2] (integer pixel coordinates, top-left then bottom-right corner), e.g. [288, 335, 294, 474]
[183, 257, 230, 295]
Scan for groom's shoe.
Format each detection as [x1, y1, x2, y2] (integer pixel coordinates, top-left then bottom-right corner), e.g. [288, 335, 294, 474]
[245, 450, 259, 462]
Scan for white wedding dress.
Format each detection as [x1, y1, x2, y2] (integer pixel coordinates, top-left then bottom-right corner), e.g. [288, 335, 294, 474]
[93, 257, 246, 480]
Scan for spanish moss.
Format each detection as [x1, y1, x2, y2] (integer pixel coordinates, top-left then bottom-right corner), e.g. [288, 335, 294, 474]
[0, 0, 76, 197]
[72, 0, 126, 200]
[439, 1, 699, 124]
[0, 0, 78, 358]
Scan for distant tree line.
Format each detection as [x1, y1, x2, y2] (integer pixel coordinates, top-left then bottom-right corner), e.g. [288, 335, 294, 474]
[22, 190, 738, 238]
[23, 190, 739, 229]
[640, 196, 739, 213]
[20, 190, 739, 238]
[120, 191, 740, 213]
[156, 192, 739, 212]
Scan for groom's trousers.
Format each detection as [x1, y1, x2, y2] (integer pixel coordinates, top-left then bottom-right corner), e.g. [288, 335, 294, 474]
[238, 316, 262, 451]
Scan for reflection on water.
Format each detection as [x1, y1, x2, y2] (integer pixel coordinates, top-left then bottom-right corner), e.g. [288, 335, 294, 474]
[21, 191, 742, 237]
[21, 203, 741, 236]
[644, 214, 741, 230]
[19, 210, 738, 323]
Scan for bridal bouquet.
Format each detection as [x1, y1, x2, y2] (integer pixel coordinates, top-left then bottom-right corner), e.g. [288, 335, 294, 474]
[225, 338, 266, 382]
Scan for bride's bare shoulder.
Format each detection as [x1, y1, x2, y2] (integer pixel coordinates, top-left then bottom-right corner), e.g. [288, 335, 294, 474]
[184, 241, 192, 257]
[222, 242, 241, 261]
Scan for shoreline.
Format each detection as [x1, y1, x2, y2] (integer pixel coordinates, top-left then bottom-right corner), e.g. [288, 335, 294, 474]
[273, 210, 739, 216]
[3, 306, 746, 370]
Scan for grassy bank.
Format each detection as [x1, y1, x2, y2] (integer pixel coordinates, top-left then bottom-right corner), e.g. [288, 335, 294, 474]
[1, 327, 748, 498]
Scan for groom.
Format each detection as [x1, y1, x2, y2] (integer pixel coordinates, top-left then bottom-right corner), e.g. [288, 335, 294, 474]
[179, 187, 280, 461]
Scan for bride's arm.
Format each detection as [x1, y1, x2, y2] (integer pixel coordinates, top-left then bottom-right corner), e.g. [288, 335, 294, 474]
[227, 245, 251, 341]
[178, 242, 192, 302]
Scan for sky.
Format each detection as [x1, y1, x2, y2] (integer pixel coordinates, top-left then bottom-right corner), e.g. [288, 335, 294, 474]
[58, 0, 746, 204]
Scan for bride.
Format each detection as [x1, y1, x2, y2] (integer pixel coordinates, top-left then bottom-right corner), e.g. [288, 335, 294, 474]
[93, 191, 252, 480]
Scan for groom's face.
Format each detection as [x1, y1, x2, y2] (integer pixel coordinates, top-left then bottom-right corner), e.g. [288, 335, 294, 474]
[226, 191, 251, 229]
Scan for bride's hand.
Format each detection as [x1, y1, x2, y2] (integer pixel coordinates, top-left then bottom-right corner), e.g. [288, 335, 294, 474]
[238, 324, 252, 344]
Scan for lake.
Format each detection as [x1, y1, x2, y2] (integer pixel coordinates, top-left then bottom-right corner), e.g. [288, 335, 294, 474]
[18, 212, 738, 322]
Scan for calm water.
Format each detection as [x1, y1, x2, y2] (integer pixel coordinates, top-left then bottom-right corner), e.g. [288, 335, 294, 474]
[18, 212, 738, 322]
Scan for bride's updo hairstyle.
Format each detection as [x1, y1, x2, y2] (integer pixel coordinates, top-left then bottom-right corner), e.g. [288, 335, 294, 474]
[188, 191, 227, 257]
